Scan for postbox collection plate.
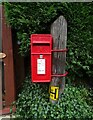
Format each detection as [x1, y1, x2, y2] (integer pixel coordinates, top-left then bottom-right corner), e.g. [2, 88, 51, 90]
[37, 58, 45, 74]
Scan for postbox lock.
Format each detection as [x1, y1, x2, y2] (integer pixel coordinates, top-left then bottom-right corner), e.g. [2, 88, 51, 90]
[40, 55, 43, 59]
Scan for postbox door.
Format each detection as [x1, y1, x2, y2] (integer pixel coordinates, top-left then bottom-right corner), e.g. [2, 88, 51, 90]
[32, 54, 51, 82]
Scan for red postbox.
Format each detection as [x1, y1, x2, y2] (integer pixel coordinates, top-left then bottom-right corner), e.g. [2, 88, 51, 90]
[31, 34, 52, 82]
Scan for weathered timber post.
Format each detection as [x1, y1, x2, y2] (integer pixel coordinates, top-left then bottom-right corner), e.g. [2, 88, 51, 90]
[49, 16, 67, 104]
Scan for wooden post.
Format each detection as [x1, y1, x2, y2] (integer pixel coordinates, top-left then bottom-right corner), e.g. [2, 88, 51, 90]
[49, 16, 67, 103]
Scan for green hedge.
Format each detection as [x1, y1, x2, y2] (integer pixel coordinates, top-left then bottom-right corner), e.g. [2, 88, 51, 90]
[14, 76, 93, 119]
[4, 2, 93, 79]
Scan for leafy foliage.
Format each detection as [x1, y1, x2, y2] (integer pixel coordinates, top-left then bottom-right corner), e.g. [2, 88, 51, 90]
[15, 76, 93, 119]
[4, 2, 93, 79]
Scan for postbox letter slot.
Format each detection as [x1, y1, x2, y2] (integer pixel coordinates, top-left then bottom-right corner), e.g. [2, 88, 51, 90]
[32, 43, 50, 46]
